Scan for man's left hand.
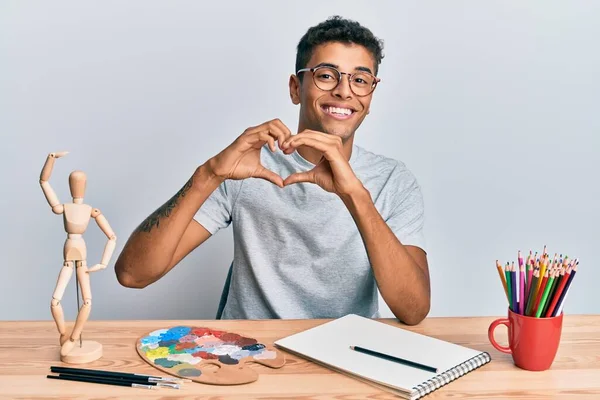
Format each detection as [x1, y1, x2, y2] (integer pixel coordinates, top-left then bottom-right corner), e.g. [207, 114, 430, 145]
[281, 130, 364, 197]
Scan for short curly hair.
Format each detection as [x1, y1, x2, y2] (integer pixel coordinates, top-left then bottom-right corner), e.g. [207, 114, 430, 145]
[295, 15, 384, 78]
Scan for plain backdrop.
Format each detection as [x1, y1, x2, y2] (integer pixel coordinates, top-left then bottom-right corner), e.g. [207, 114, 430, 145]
[1, 1, 598, 322]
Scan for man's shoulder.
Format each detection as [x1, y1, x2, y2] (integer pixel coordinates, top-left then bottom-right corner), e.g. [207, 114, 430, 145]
[353, 145, 413, 180]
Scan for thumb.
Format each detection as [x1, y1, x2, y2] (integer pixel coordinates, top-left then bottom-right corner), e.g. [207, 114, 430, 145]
[283, 171, 313, 186]
[253, 165, 284, 188]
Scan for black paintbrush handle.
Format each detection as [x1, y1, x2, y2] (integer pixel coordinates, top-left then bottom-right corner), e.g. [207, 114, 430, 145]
[50, 366, 158, 381]
[47, 374, 155, 389]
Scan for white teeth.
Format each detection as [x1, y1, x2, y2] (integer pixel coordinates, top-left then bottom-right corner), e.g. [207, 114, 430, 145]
[327, 106, 352, 115]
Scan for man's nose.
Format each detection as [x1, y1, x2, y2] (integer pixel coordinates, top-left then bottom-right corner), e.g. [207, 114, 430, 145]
[331, 74, 353, 99]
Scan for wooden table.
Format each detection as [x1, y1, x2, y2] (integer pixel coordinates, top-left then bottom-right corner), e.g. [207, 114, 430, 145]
[1, 316, 599, 399]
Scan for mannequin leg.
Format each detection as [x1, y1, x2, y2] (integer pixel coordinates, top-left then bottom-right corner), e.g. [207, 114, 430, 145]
[60, 260, 92, 357]
[51, 261, 73, 345]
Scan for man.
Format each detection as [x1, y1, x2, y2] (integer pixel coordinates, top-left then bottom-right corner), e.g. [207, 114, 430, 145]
[115, 16, 430, 325]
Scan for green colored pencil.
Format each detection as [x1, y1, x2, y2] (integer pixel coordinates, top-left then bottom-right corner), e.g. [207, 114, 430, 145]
[505, 263, 512, 310]
[536, 271, 555, 318]
[541, 269, 562, 316]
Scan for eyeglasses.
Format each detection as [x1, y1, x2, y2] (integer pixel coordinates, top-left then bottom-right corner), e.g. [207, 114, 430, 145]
[296, 65, 380, 97]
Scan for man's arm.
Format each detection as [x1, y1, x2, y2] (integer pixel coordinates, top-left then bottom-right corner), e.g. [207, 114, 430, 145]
[115, 118, 293, 288]
[341, 188, 430, 325]
[115, 165, 221, 288]
[281, 131, 430, 325]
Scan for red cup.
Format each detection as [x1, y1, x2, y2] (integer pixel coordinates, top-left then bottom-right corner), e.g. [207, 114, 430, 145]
[488, 308, 563, 371]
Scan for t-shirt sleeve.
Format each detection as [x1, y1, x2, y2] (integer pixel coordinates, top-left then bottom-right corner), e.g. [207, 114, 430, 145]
[383, 163, 427, 253]
[193, 179, 241, 235]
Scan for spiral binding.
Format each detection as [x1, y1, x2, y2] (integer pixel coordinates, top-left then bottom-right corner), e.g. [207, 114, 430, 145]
[412, 352, 491, 399]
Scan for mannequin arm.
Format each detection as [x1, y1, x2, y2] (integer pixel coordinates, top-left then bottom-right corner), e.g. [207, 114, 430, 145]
[87, 208, 117, 273]
[39, 152, 68, 214]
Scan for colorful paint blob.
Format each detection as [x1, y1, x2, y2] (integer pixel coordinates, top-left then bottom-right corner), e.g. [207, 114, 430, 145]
[137, 325, 280, 382]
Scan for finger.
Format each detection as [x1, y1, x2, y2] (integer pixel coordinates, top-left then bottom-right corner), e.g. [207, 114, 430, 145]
[265, 124, 287, 150]
[283, 171, 314, 186]
[271, 119, 293, 146]
[283, 137, 341, 160]
[245, 119, 286, 140]
[254, 165, 284, 188]
[283, 130, 338, 148]
[265, 134, 276, 152]
[243, 119, 291, 151]
[247, 130, 276, 152]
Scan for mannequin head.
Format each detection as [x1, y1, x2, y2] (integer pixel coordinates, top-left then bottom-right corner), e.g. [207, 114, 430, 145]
[69, 170, 86, 203]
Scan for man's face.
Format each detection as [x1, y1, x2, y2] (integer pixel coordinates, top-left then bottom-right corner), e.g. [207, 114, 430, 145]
[291, 42, 377, 141]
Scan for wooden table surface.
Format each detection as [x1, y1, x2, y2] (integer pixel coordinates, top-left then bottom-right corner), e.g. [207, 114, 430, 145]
[1, 315, 599, 399]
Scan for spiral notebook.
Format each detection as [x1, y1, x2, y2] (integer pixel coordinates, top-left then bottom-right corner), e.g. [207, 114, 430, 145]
[274, 314, 491, 399]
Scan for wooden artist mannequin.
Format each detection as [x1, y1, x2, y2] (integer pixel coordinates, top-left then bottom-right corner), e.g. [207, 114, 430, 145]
[40, 152, 117, 363]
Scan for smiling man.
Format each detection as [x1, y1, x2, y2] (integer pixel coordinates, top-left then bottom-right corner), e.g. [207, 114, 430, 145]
[115, 16, 430, 325]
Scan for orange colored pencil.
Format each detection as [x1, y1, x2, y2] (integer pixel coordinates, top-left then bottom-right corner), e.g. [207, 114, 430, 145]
[496, 260, 509, 302]
[537, 255, 548, 294]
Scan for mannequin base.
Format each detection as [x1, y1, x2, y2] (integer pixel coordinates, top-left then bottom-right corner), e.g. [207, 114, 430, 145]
[60, 340, 102, 364]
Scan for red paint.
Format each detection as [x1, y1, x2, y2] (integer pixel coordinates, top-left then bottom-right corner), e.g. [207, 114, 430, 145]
[175, 342, 197, 350]
[221, 333, 241, 342]
[192, 351, 219, 360]
[191, 328, 211, 336]
[236, 337, 258, 347]
[488, 308, 563, 371]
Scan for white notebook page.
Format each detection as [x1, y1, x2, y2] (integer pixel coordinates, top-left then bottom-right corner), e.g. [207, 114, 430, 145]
[274, 314, 484, 392]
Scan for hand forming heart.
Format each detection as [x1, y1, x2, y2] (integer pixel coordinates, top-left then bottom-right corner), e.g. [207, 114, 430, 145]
[205, 119, 363, 197]
[280, 130, 363, 196]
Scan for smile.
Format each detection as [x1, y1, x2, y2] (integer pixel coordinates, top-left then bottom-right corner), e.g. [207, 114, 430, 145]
[320, 105, 355, 120]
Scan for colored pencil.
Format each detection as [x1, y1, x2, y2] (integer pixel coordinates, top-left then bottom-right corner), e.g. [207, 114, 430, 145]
[525, 257, 535, 310]
[531, 269, 549, 316]
[525, 268, 540, 316]
[505, 263, 512, 311]
[519, 261, 526, 315]
[537, 255, 548, 295]
[545, 266, 570, 317]
[496, 260, 509, 303]
[510, 263, 517, 312]
[530, 259, 541, 303]
[525, 251, 533, 296]
[542, 266, 563, 317]
[535, 269, 556, 318]
[555, 285, 572, 316]
[552, 262, 578, 317]
[497, 248, 579, 318]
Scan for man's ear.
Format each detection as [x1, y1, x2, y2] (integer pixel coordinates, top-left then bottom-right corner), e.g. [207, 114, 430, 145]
[289, 74, 301, 105]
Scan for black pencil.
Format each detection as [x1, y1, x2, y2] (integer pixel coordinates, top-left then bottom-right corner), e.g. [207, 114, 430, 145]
[350, 345, 438, 373]
[47, 374, 157, 389]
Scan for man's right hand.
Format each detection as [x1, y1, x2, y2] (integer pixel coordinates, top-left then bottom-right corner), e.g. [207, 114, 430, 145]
[205, 119, 292, 187]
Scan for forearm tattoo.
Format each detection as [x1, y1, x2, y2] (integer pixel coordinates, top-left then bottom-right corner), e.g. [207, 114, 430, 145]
[137, 177, 194, 233]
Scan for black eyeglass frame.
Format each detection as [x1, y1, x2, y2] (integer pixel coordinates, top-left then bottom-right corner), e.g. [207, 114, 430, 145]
[296, 66, 381, 97]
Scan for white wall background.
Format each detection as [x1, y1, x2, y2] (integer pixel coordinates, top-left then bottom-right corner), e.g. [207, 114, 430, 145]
[1, 1, 598, 321]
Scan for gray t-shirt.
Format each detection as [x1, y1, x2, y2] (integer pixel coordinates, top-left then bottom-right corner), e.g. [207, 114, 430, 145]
[194, 144, 426, 320]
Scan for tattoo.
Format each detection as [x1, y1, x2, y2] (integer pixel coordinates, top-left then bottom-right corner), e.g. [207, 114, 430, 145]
[136, 177, 194, 233]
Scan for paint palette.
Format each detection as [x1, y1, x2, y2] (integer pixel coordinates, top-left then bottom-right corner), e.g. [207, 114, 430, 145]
[136, 326, 285, 385]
